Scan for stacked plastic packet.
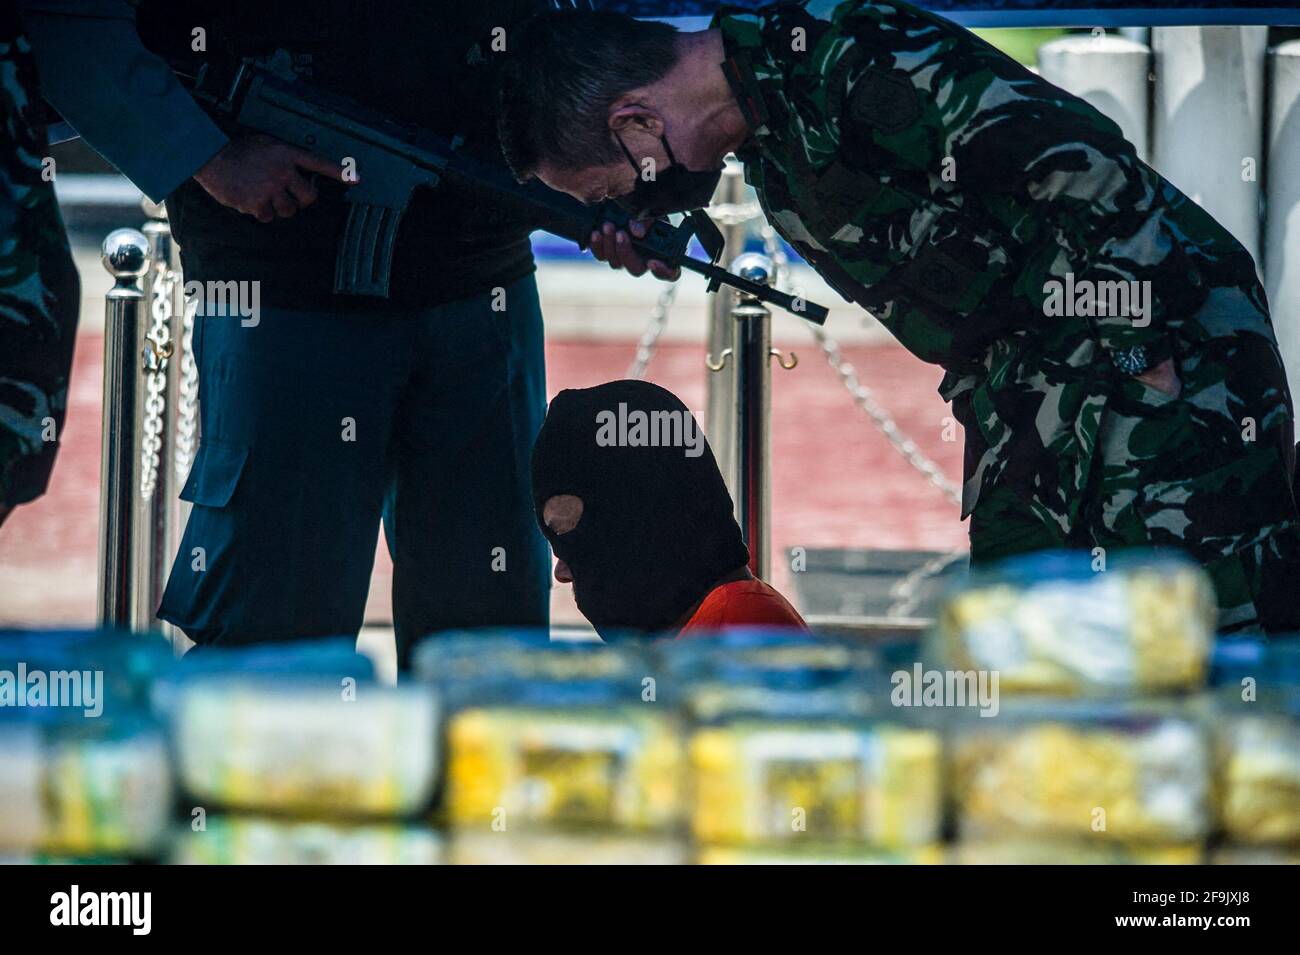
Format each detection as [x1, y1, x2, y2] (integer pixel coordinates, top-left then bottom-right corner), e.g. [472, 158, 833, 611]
[1207, 637, 1300, 863]
[415, 631, 688, 863]
[928, 551, 1218, 863]
[667, 632, 945, 864]
[163, 641, 441, 864]
[0, 630, 175, 862]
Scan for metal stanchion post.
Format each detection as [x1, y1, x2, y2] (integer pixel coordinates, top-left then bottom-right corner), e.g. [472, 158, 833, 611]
[705, 159, 749, 489]
[727, 252, 799, 583]
[732, 266, 770, 581]
[97, 229, 151, 629]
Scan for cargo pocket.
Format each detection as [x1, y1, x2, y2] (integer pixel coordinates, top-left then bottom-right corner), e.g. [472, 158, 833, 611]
[894, 225, 1008, 316]
[179, 440, 249, 508]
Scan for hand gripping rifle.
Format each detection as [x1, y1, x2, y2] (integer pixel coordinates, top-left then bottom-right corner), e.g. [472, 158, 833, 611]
[188, 52, 828, 324]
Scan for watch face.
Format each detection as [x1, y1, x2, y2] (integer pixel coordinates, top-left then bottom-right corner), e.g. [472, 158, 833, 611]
[1112, 346, 1150, 376]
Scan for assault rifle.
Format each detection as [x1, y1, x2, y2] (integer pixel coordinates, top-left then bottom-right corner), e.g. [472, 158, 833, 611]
[187, 52, 828, 323]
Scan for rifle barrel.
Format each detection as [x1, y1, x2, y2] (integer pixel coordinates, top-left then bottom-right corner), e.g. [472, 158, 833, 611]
[677, 258, 829, 325]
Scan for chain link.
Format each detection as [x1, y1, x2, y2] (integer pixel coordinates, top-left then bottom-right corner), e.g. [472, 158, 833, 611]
[174, 291, 199, 486]
[625, 281, 679, 380]
[139, 261, 176, 501]
[760, 224, 963, 509]
[885, 548, 967, 619]
[759, 224, 967, 617]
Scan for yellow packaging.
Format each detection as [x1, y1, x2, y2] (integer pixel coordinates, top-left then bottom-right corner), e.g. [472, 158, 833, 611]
[952, 712, 1211, 843]
[0, 724, 171, 856]
[697, 844, 946, 865]
[1210, 846, 1300, 864]
[1218, 714, 1300, 845]
[448, 830, 688, 864]
[174, 816, 443, 865]
[689, 722, 941, 848]
[175, 684, 438, 818]
[953, 840, 1202, 865]
[934, 557, 1213, 695]
[444, 706, 684, 830]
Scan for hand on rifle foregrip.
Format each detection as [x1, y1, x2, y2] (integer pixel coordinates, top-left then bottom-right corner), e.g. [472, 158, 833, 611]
[587, 217, 681, 281]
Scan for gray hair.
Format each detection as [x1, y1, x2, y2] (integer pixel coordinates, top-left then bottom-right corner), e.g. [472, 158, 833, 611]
[498, 11, 681, 177]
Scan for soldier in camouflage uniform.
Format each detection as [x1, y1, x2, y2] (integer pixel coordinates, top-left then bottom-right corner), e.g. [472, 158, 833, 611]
[0, 3, 79, 528]
[500, 0, 1300, 632]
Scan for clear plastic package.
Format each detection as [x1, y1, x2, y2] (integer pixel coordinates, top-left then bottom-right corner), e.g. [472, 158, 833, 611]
[444, 702, 684, 831]
[447, 829, 688, 865]
[0, 717, 172, 857]
[173, 681, 438, 819]
[931, 550, 1214, 695]
[950, 699, 1212, 844]
[1211, 638, 1300, 845]
[174, 816, 443, 864]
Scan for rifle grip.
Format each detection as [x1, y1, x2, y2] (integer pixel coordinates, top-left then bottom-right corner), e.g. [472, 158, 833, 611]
[334, 202, 405, 297]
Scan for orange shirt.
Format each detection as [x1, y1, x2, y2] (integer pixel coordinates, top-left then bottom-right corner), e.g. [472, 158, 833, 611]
[678, 579, 809, 637]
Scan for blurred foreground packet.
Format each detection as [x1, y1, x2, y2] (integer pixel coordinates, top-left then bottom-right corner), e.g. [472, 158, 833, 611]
[174, 816, 443, 864]
[0, 630, 174, 859]
[696, 844, 945, 865]
[686, 679, 943, 851]
[442, 694, 684, 832]
[0, 712, 172, 858]
[951, 840, 1202, 865]
[949, 698, 1212, 844]
[1210, 846, 1300, 864]
[1210, 637, 1300, 845]
[413, 629, 651, 707]
[930, 550, 1214, 695]
[419, 630, 684, 832]
[0, 628, 175, 718]
[447, 829, 688, 865]
[150, 638, 375, 713]
[661, 629, 880, 685]
[161, 640, 438, 819]
[660, 632, 941, 850]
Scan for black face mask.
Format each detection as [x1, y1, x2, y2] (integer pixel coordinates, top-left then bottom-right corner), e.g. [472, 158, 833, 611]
[614, 132, 724, 219]
[531, 380, 750, 640]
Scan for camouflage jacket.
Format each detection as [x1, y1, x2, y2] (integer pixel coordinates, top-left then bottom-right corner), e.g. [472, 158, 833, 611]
[715, 0, 1268, 531]
[0, 5, 79, 508]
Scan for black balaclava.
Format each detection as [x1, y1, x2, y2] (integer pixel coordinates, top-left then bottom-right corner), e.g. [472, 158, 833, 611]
[531, 380, 750, 639]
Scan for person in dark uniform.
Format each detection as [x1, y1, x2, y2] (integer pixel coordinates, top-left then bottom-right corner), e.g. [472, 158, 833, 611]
[31, 1, 560, 667]
[0, 3, 80, 531]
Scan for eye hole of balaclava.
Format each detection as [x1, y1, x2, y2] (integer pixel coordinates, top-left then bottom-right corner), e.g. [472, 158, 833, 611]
[530, 380, 750, 639]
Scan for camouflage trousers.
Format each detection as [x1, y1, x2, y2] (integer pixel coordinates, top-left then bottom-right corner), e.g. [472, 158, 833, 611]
[969, 285, 1300, 634]
[0, 7, 80, 509]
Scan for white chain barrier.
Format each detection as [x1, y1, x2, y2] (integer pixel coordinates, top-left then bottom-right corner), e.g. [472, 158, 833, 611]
[759, 224, 963, 509]
[139, 260, 176, 501]
[758, 224, 968, 619]
[626, 281, 678, 380]
[174, 292, 199, 486]
[623, 197, 764, 380]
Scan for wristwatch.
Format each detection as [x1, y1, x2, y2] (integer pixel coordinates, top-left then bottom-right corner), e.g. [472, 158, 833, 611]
[1110, 344, 1151, 376]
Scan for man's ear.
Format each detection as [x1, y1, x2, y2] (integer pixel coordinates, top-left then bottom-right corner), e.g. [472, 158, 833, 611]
[609, 103, 665, 139]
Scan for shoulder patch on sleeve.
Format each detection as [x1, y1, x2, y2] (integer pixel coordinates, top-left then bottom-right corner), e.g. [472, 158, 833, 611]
[847, 67, 919, 135]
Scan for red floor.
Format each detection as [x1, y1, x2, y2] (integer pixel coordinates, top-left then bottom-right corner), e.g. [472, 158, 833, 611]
[0, 332, 967, 625]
